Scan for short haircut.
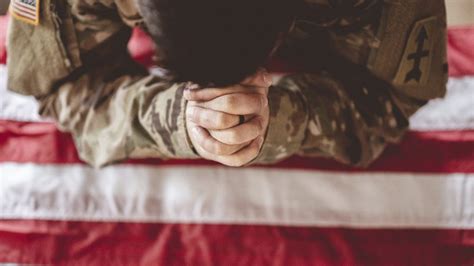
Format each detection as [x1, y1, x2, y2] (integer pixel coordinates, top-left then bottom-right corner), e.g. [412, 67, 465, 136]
[138, 0, 300, 86]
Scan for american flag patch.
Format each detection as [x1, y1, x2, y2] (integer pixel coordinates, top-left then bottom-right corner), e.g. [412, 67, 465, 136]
[10, 0, 40, 26]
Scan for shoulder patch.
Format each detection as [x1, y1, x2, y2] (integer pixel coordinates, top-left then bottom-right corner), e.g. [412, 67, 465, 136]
[393, 17, 438, 86]
[9, 0, 40, 26]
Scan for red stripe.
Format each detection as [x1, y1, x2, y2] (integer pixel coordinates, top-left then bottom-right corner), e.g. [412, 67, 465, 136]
[448, 26, 474, 77]
[0, 220, 472, 265]
[1, 120, 473, 173]
[11, 4, 36, 18]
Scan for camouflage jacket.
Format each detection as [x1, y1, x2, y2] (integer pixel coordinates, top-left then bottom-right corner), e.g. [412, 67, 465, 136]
[7, 0, 447, 167]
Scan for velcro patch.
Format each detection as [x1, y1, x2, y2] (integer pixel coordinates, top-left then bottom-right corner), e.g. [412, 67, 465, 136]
[393, 17, 437, 86]
[10, 0, 40, 26]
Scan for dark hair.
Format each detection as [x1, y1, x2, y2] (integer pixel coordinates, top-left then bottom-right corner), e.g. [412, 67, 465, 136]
[138, 0, 299, 86]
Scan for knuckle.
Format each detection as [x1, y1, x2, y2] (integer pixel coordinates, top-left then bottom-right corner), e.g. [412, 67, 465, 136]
[192, 116, 202, 126]
[199, 117, 209, 126]
[227, 130, 241, 144]
[224, 95, 239, 109]
[216, 113, 231, 128]
[201, 113, 214, 126]
[213, 143, 228, 156]
[251, 95, 263, 112]
[191, 109, 201, 123]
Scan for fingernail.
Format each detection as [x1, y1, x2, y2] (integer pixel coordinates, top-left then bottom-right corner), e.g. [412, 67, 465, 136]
[261, 96, 268, 107]
[257, 136, 264, 146]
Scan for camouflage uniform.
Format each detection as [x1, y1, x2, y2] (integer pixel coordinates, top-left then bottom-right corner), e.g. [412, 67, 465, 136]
[7, 0, 447, 167]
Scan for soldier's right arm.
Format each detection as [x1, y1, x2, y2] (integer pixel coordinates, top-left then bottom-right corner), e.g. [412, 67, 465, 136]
[7, 0, 198, 167]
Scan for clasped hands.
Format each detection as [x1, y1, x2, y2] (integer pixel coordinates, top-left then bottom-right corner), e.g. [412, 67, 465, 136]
[185, 69, 271, 167]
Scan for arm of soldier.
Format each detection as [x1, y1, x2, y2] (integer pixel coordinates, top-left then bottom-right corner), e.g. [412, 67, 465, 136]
[254, 73, 409, 167]
[38, 59, 198, 167]
[7, 1, 198, 167]
[253, 1, 448, 167]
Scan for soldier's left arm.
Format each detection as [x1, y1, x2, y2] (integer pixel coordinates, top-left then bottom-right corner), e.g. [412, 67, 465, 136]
[255, 0, 448, 166]
[7, 0, 199, 167]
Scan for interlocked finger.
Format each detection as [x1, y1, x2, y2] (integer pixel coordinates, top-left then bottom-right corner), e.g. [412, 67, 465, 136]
[195, 136, 264, 167]
[187, 106, 243, 130]
[190, 126, 250, 156]
[208, 116, 265, 145]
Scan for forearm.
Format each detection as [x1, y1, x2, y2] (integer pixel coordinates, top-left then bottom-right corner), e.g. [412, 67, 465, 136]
[8, 0, 198, 167]
[255, 71, 408, 166]
[38, 59, 197, 167]
[256, 0, 447, 166]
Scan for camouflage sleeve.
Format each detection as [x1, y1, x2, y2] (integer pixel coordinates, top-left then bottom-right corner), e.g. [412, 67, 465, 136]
[255, 0, 448, 166]
[7, 0, 198, 167]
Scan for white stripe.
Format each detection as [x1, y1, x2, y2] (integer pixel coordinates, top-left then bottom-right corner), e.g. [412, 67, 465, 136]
[1, 66, 473, 130]
[0, 163, 472, 228]
[410, 77, 474, 131]
[11, 5, 37, 20]
[0, 66, 45, 122]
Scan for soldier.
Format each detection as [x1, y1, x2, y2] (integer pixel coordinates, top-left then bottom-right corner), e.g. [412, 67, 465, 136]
[7, 0, 448, 167]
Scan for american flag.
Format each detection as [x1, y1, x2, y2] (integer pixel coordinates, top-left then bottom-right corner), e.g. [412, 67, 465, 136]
[0, 20, 473, 265]
[9, 0, 38, 25]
